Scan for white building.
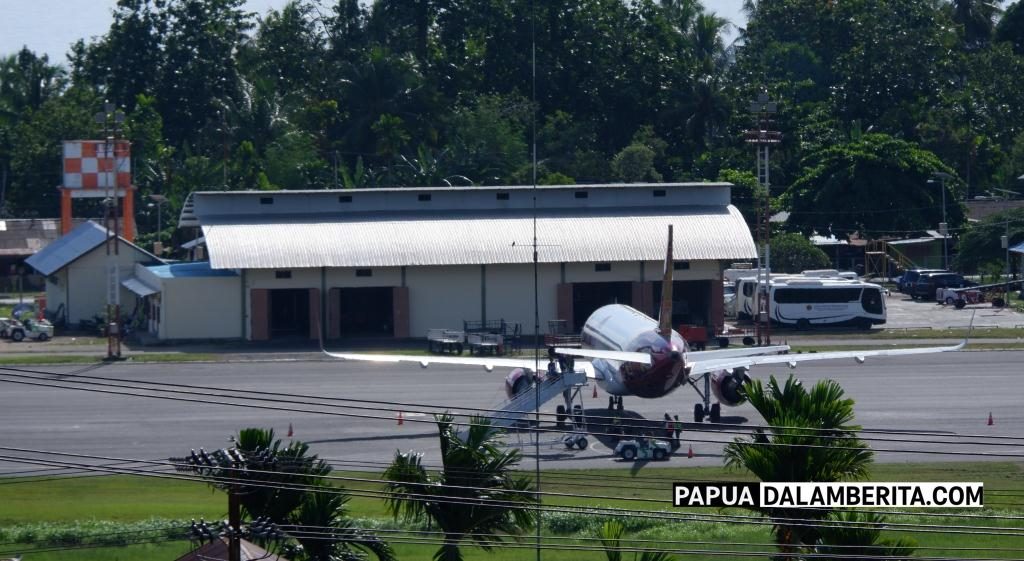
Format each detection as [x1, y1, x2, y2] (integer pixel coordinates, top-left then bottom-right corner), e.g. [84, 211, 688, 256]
[25, 221, 162, 326]
[150, 183, 757, 342]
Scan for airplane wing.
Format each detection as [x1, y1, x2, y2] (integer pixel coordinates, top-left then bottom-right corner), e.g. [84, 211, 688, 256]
[686, 341, 966, 376]
[552, 348, 652, 364]
[322, 349, 604, 379]
[685, 345, 790, 362]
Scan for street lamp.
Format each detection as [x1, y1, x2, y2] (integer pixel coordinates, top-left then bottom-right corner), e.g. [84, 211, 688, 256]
[929, 172, 953, 270]
[148, 194, 168, 256]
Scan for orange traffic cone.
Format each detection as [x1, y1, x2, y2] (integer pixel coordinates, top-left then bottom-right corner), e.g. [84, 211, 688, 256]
[988, 412, 994, 426]
[592, 385, 598, 398]
[397, 411, 404, 426]
[687, 445, 694, 459]
[287, 423, 293, 437]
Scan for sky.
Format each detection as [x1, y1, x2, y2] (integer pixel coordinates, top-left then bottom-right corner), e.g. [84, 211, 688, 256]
[1, 0, 747, 64]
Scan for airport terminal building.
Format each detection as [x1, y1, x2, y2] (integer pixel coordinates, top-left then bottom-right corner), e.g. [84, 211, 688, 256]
[131, 183, 757, 341]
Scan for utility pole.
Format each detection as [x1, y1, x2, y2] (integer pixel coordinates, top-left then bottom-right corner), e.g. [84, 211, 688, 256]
[744, 92, 781, 346]
[95, 103, 126, 360]
[929, 172, 953, 270]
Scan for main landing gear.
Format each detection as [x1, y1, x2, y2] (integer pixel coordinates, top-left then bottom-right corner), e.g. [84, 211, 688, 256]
[607, 395, 624, 412]
[687, 372, 721, 423]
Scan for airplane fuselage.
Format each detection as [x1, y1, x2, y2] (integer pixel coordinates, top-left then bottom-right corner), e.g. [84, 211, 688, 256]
[581, 304, 688, 398]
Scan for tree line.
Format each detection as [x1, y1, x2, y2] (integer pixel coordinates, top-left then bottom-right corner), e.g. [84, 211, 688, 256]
[1, 0, 1022, 268]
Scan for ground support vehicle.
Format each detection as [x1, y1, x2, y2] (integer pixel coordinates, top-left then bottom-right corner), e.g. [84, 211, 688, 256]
[0, 318, 16, 338]
[467, 332, 503, 355]
[426, 328, 465, 354]
[7, 318, 54, 342]
[614, 438, 673, 461]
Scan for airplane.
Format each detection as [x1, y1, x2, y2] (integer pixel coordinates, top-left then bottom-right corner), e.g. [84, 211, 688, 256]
[324, 226, 965, 423]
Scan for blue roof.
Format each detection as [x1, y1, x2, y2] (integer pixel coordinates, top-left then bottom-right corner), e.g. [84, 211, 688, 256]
[146, 261, 238, 279]
[22, 221, 158, 276]
[1011, 241, 1024, 255]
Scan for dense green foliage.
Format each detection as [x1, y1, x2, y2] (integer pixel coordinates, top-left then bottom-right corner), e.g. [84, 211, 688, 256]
[767, 232, 831, 273]
[2, 0, 1024, 249]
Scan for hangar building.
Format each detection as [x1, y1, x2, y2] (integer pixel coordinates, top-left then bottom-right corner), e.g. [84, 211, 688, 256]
[147, 183, 755, 342]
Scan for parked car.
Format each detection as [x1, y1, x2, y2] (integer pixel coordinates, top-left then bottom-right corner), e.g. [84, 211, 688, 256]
[898, 268, 947, 294]
[911, 272, 976, 301]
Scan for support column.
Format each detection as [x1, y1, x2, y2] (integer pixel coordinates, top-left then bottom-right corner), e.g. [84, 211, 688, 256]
[393, 286, 410, 338]
[60, 189, 73, 235]
[308, 288, 320, 340]
[709, 280, 724, 335]
[556, 283, 573, 332]
[328, 288, 341, 339]
[122, 186, 135, 242]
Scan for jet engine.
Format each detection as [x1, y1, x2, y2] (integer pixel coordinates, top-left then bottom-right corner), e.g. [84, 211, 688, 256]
[504, 368, 535, 399]
[710, 368, 751, 406]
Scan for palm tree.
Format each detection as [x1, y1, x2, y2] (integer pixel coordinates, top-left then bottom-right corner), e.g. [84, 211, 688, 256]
[599, 519, 675, 561]
[951, 0, 1004, 49]
[723, 375, 873, 549]
[286, 491, 395, 561]
[383, 413, 538, 561]
[813, 510, 916, 561]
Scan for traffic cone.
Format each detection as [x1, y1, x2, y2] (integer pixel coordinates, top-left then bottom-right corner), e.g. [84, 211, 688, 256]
[592, 385, 598, 398]
[988, 412, 994, 426]
[287, 423, 293, 437]
[687, 445, 694, 459]
[397, 411, 404, 426]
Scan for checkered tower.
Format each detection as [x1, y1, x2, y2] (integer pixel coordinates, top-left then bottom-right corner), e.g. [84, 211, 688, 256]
[59, 140, 136, 240]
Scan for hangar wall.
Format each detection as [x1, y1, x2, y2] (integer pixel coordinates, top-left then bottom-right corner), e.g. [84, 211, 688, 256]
[160, 276, 242, 339]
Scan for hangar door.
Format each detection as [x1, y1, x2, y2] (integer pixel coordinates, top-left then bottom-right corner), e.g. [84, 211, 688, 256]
[251, 288, 319, 341]
[328, 287, 410, 338]
[571, 282, 632, 331]
[652, 280, 711, 328]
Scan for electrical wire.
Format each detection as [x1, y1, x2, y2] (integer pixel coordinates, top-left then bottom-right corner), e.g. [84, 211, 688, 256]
[1, 366, 1021, 458]
[4, 448, 1024, 534]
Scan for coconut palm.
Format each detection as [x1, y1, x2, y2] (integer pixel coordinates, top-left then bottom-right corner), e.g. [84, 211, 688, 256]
[951, 0, 1003, 49]
[383, 413, 537, 561]
[723, 375, 873, 549]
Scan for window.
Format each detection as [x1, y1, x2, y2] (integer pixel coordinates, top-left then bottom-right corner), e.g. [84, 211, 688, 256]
[574, 191, 589, 199]
[356, 269, 372, 277]
[418, 193, 432, 202]
[339, 195, 352, 203]
[496, 192, 510, 200]
[653, 189, 666, 197]
[595, 263, 611, 272]
[673, 261, 690, 270]
[260, 197, 274, 205]
[275, 270, 292, 279]
[775, 288, 862, 304]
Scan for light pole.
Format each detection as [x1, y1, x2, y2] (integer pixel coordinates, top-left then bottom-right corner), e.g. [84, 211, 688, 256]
[930, 172, 953, 270]
[148, 194, 167, 255]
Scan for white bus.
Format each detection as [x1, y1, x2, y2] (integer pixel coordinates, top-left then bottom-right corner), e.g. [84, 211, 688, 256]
[734, 274, 804, 320]
[769, 278, 886, 330]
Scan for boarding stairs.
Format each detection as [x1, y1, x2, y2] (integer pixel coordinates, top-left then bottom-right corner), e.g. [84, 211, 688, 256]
[487, 370, 588, 430]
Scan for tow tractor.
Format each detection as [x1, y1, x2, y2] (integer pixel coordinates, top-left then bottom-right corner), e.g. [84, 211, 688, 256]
[614, 437, 673, 461]
[940, 279, 1024, 309]
[5, 317, 54, 342]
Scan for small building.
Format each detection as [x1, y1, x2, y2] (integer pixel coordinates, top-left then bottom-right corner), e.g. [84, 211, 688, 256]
[154, 183, 756, 342]
[25, 221, 162, 326]
[0, 218, 85, 292]
[132, 261, 241, 340]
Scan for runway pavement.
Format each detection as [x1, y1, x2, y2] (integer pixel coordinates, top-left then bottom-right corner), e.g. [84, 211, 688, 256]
[1, 350, 1022, 475]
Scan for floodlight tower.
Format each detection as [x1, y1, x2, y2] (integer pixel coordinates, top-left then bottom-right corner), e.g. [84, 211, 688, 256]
[95, 103, 126, 359]
[744, 93, 782, 345]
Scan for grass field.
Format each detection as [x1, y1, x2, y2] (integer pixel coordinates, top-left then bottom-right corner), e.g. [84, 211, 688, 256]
[2, 462, 1022, 560]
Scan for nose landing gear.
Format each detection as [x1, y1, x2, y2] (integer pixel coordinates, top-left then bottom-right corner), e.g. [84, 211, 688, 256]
[607, 395, 624, 412]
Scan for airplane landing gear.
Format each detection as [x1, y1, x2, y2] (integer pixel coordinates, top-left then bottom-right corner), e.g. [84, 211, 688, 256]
[687, 372, 721, 423]
[607, 395, 624, 412]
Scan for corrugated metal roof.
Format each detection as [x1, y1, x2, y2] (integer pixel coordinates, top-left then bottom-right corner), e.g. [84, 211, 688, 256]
[24, 220, 164, 276]
[122, 276, 159, 297]
[24, 221, 108, 276]
[202, 207, 756, 269]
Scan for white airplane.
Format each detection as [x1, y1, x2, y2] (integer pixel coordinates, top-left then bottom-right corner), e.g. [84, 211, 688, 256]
[324, 226, 965, 423]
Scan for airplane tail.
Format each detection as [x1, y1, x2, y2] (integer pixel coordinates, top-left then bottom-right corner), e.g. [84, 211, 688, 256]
[658, 225, 674, 338]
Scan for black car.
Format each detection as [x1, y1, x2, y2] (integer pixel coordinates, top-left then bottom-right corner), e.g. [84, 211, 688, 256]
[910, 272, 976, 301]
[898, 268, 947, 294]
